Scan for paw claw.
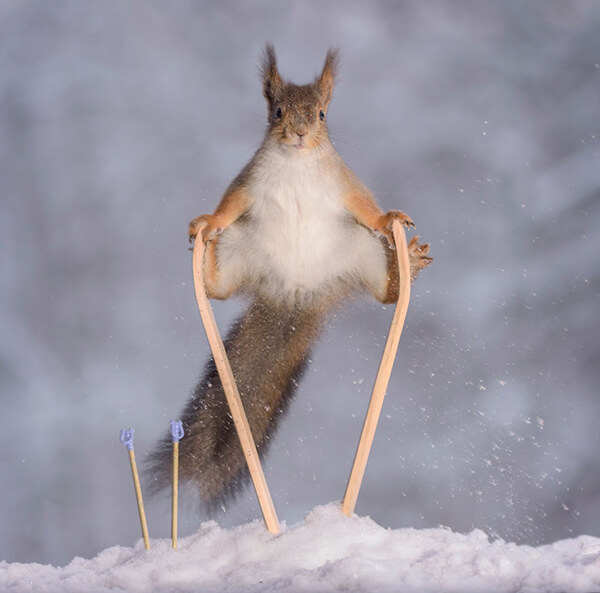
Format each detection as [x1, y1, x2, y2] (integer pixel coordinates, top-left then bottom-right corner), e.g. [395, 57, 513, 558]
[384, 210, 414, 230]
[189, 215, 219, 244]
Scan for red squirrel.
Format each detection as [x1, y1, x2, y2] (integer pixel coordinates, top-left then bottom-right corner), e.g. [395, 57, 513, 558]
[149, 45, 431, 508]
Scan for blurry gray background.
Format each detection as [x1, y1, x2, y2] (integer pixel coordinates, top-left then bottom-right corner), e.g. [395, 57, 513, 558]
[1, 0, 599, 566]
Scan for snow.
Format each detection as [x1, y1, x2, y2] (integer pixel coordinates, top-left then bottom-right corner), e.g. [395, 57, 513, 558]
[2, 504, 599, 593]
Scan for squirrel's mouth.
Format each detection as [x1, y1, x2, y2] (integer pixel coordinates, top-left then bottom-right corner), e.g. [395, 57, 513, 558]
[290, 137, 309, 150]
[284, 131, 311, 150]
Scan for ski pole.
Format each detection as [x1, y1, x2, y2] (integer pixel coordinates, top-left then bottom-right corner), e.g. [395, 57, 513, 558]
[342, 219, 411, 516]
[120, 428, 151, 550]
[170, 419, 184, 549]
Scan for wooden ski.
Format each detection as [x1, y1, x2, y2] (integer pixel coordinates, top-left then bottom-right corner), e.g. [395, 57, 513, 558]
[192, 230, 281, 535]
[342, 219, 412, 516]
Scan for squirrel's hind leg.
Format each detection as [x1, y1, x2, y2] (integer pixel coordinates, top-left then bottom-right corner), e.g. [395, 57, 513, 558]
[377, 236, 432, 304]
[203, 239, 236, 300]
[407, 236, 432, 281]
[202, 228, 251, 300]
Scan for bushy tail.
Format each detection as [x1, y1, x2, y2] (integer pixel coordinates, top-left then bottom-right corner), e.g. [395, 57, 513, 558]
[147, 297, 327, 510]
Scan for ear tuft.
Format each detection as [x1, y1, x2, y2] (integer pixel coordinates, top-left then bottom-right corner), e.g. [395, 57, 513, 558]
[261, 43, 284, 106]
[318, 47, 339, 105]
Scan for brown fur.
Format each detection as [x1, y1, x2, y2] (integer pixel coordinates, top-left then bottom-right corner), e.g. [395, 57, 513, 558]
[148, 298, 327, 508]
[149, 45, 432, 509]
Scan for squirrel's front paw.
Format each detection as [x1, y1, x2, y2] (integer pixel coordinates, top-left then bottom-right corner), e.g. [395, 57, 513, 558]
[188, 215, 223, 243]
[376, 210, 415, 242]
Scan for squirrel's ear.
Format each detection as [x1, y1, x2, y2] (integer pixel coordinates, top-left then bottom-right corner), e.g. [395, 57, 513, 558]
[261, 43, 284, 106]
[317, 48, 339, 106]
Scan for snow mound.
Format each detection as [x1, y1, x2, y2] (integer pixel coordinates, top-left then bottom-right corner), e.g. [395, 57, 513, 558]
[2, 504, 600, 593]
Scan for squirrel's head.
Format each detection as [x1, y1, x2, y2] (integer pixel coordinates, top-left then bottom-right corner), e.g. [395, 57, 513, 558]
[261, 44, 338, 152]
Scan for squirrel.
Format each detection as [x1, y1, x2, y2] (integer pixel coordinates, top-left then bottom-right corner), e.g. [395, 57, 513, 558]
[148, 45, 432, 510]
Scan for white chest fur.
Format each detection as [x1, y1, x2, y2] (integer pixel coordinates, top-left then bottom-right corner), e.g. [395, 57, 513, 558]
[217, 147, 387, 300]
[249, 151, 351, 287]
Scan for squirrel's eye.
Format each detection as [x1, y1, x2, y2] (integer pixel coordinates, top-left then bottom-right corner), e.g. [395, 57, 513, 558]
[275, 107, 282, 119]
[319, 110, 325, 121]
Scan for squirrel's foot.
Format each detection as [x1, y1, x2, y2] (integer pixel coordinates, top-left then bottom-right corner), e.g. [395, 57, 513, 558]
[407, 235, 432, 280]
[189, 215, 223, 244]
[376, 210, 415, 243]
